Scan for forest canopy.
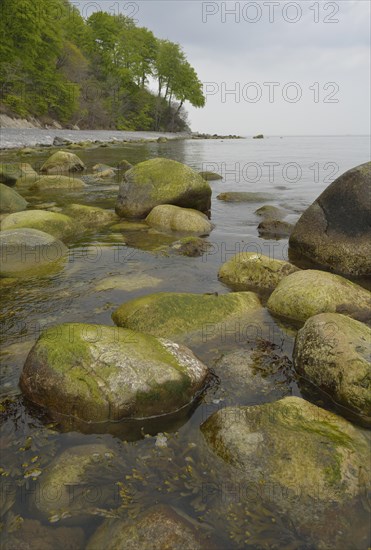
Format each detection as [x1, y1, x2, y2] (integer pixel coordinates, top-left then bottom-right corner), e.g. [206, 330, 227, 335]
[0, 0, 205, 131]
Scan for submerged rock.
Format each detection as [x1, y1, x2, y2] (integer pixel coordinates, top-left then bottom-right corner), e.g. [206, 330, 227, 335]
[201, 396, 370, 546]
[87, 505, 206, 550]
[20, 323, 209, 422]
[95, 273, 162, 292]
[0, 163, 23, 185]
[258, 219, 294, 239]
[165, 236, 211, 257]
[40, 151, 86, 174]
[255, 205, 286, 220]
[289, 162, 371, 276]
[145, 204, 213, 234]
[0, 228, 67, 277]
[294, 313, 371, 426]
[32, 175, 86, 190]
[267, 269, 371, 324]
[1, 210, 77, 240]
[217, 192, 272, 202]
[112, 291, 262, 341]
[117, 159, 133, 172]
[218, 252, 299, 293]
[63, 204, 117, 228]
[115, 158, 211, 218]
[0, 183, 28, 213]
[198, 171, 223, 181]
[1, 519, 84, 550]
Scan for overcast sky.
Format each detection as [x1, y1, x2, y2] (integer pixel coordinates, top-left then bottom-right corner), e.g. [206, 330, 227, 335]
[80, 0, 370, 135]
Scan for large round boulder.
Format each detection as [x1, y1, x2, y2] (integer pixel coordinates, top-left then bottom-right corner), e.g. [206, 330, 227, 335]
[87, 505, 206, 550]
[0, 228, 67, 277]
[32, 175, 86, 190]
[145, 204, 213, 234]
[289, 162, 371, 276]
[218, 252, 299, 293]
[267, 269, 370, 323]
[115, 158, 211, 218]
[293, 313, 371, 426]
[20, 323, 209, 422]
[1, 210, 77, 240]
[201, 396, 370, 547]
[40, 151, 86, 174]
[112, 291, 262, 341]
[0, 183, 28, 213]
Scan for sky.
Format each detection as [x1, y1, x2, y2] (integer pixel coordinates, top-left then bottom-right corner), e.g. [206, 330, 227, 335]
[78, 0, 370, 135]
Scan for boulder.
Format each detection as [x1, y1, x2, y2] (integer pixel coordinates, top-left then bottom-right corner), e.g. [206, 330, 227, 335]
[63, 204, 117, 228]
[293, 313, 371, 426]
[198, 171, 223, 181]
[267, 269, 371, 324]
[289, 162, 371, 276]
[115, 158, 211, 218]
[0, 228, 67, 277]
[258, 219, 294, 239]
[217, 192, 273, 202]
[15, 163, 39, 187]
[0, 183, 28, 213]
[145, 205, 213, 234]
[218, 252, 299, 293]
[165, 236, 211, 257]
[32, 175, 86, 190]
[53, 136, 72, 146]
[112, 291, 262, 340]
[87, 505, 205, 550]
[40, 151, 86, 174]
[1, 210, 77, 240]
[20, 323, 209, 422]
[0, 163, 22, 185]
[201, 396, 370, 546]
[255, 205, 286, 220]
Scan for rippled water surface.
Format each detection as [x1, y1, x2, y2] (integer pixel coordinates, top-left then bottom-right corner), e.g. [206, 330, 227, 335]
[0, 135, 370, 548]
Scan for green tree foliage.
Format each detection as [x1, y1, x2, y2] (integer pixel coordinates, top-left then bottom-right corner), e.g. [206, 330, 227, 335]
[0, 1, 205, 130]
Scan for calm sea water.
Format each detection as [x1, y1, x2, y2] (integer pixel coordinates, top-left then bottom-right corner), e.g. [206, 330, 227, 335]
[0, 135, 370, 548]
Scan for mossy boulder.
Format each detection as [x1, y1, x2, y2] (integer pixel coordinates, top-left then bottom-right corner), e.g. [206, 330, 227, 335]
[201, 396, 370, 545]
[258, 219, 294, 239]
[1, 210, 77, 240]
[294, 313, 371, 426]
[40, 151, 86, 174]
[20, 323, 209, 422]
[32, 175, 86, 190]
[115, 158, 211, 218]
[267, 269, 371, 324]
[87, 505, 205, 550]
[218, 252, 300, 293]
[0, 183, 28, 213]
[145, 204, 213, 234]
[33, 444, 116, 518]
[0, 228, 67, 277]
[198, 171, 222, 181]
[63, 204, 117, 229]
[217, 192, 272, 202]
[289, 162, 371, 276]
[112, 291, 262, 341]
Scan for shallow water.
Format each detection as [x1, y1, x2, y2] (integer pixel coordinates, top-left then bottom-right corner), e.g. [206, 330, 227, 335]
[0, 135, 370, 548]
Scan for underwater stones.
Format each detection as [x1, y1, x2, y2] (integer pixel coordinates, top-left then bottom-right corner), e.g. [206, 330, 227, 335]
[218, 252, 299, 293]
[115, 158, 211, 218]
[257, 219, 294, 239]
[40, 151, 86, 174]
[145, 204, 213, 234]
[289, 162, 371, 276]
[20, 323, 209, 422]
[293, 313, 371, 426]
[0, 228, 67, 277]
[32, 175, 86, 190]
[255, 205, 286, 220]
[0, 183, 28, 213]
[267, 269, 371, 324]
[63, 204, 117, 228]
[1, 210, 77, 240]
[217, 192, 272, 202]
[95, 273, 162, 292]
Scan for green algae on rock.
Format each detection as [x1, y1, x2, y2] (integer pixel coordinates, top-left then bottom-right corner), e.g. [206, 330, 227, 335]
[0, 228, 67, 277]
[198, 171, 223, 181]
[63, 204, 118, 228]
[145, 204, 213, 234]
[20, 323, 209, 422]
[87, 505, 205, 550]
[115, 158, 211, 218]
[40, 151, 86, 174]
[267, 269, 371, 324]
[218, 252, 299, 293]
[289, 162, 371, 276]
[112, 291, 262, 340]
[1, 209, 77, 240]
[0, 183, 28, 213]
[294, 313, 371, 427]
[32, 175, 86, 190]
[95, 273, 162, 292]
